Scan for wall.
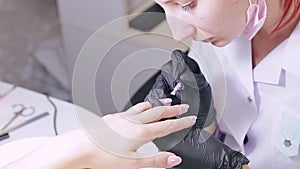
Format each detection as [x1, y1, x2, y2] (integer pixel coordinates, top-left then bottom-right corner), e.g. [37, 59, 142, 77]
[0, 0, 70, 100]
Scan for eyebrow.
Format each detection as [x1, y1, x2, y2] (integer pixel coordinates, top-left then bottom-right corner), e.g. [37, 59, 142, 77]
[161, 0, 173, 3]
[161, 0, 187, 5]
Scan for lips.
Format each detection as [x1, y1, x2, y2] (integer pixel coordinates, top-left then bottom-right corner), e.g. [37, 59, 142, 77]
[201, 38, 213, 43]
[192, 35, 213, 43]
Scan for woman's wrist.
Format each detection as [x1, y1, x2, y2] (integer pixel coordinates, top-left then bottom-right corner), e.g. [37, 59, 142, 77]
[46, 129, 103, 169]
[3, 129, 95, 169]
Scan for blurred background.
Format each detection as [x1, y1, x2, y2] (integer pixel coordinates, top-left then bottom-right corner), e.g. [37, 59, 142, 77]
[0, 0, 190, 113]
[0, 0, 69, 100]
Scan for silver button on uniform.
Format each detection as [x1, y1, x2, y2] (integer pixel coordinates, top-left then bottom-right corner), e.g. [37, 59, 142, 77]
[284, 139, 292, 147]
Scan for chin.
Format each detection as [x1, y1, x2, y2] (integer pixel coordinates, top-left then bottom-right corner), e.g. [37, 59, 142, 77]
[210, 39, 231, 47]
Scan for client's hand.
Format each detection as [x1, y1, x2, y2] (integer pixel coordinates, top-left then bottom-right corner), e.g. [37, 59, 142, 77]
[1, 101, 196, 169]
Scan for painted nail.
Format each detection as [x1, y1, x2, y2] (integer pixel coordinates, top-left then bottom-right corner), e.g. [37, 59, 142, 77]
[162, 98, 172, 106]
[180, 104, 189, 113]
[167, 156, 181, 167]
[188, 116, 197, 121]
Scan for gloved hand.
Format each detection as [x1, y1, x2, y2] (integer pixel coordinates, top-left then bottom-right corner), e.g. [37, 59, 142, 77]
[169, 128, 250, 169]
[145, 50, 249, 169]
[145, 49, 215, 128]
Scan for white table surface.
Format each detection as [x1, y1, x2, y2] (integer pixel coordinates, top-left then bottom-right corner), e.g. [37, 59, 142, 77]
[0, 81, 86, 144]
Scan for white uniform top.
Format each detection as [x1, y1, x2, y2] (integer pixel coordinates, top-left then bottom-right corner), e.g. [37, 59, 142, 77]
[189, 21, 300, 168]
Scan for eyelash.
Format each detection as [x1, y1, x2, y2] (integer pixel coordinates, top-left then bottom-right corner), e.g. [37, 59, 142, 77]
[181, 1, 196, 12]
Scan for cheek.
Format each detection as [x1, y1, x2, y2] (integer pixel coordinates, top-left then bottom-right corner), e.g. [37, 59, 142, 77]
[189, 1, 247, 42]
[215, 15, 246, 41]
[195, 13, 245, 38]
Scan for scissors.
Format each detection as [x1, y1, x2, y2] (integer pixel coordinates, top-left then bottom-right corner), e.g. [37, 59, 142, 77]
[1, 104, 35, 131]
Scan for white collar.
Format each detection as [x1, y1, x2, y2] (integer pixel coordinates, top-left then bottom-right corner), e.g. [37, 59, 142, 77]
[254, 21, 300, 84]
[253, 38, 287, 84]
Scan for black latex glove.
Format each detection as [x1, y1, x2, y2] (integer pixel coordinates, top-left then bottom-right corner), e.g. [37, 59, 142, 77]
[145, 50, 249, 169]
[170, 129, 250, 169]
[145, 49, 215, 128]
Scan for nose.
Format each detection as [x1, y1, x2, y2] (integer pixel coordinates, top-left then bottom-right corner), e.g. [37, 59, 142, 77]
[165, 14, 195, 42]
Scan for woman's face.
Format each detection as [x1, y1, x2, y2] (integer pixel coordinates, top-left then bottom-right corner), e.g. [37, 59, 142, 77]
[154, 0, 249, 46]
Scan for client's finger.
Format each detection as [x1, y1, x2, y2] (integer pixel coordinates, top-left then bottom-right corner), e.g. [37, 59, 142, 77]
[129, 104, 189, 123]
[124, 102, 152, 116]
[159, 98, 172, 106]
[139, 116, 197, 139]
[147, 98, 172, 107]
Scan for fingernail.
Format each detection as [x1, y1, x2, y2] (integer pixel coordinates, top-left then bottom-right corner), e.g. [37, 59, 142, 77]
[167, 156, 181, 167]
[188, 116, 197, 121]
[163, 98, 172, 106]
[180, 104, 189, 113]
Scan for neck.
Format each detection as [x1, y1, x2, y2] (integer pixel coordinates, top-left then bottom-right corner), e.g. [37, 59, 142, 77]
[260, 0, 283, 35]
[251, 0, 299, 67]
